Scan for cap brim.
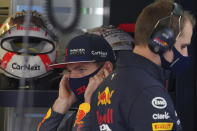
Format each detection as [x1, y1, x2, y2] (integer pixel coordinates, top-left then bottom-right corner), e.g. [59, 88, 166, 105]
[49, 60, 96, 69]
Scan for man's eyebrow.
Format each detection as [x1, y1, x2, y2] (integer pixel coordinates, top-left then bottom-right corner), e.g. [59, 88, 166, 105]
[73, 65, 86, 70]
[181, 43, 190, 47]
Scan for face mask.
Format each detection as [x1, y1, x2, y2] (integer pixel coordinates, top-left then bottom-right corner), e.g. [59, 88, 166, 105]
[160, 47, 191, 76]
[69, 66, 102, 102]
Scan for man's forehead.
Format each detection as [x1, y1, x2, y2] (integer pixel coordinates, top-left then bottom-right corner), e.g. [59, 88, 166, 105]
[66, 62, 95, 70]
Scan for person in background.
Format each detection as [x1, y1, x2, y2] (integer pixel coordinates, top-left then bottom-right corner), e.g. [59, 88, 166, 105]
[79, 0, 196, 131]
[87, 25, 134, 63]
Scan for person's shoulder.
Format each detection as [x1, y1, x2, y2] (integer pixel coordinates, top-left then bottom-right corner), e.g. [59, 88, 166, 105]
[116, 66, 160, 87]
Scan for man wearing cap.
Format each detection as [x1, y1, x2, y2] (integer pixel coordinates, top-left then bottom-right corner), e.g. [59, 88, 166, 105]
[38, 25, 134, 131]
[37, 33, 116, 131]
[71, 25, 134, 131]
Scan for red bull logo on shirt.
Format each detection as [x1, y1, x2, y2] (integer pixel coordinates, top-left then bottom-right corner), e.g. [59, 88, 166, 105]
[37, 108, 52, 131]
[97, 86, 114, 106]
[74, 103, 90, 127]
[97, 108, 114, 126]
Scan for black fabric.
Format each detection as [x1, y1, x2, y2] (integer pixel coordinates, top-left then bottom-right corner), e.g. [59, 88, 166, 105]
[58, 111, 77, 131]
[38, 108, 77, 131]
[39, 109, 65, 131]
[0, 71, 61, 90]
[0, 73, 19, 90]
[80, 51, 182, 131]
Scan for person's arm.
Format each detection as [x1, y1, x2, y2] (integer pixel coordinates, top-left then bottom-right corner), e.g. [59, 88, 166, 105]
[37, 74, 77, 131]
[37, 108, 65, 131]
[128, 86, 182, 131]
[53, 74, 77, 114]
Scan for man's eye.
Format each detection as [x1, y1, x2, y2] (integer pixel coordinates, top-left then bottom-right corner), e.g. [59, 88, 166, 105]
[78, 68, 86, 73]
[181, 45, 187, 50]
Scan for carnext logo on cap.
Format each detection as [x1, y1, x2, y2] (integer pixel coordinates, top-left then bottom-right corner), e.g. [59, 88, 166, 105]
[152, 97, 167, 109]
[91, 51, 107, 58]
[70, 48, 85, 56]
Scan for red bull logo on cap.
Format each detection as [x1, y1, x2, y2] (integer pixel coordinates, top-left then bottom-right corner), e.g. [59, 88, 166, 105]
[97, 86, 114, 106]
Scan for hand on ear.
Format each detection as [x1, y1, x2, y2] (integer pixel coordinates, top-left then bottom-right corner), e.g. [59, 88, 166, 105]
[53, 74, 77, 114]
[103, 61, 113, 73]
[84, 61, 113, 104]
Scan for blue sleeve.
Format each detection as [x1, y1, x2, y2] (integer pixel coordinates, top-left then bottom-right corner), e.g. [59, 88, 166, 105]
[37, 108, 64, 131]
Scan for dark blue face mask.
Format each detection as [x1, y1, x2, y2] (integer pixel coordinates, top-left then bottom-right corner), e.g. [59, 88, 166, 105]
[160, 47, 191, 77]
[69, 66, 102, 102]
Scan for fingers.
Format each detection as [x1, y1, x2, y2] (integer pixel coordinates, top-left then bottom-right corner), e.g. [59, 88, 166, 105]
[60, 74, 69, 84]
[96, 68, 109, 80]
[59, 75, 67, 87]
[59, 74, 71, 93]
[103, 69, 110, 78]
[84, 68, 110, 103]
[58, 74, 77, 103]
[89, 68, 109, 86]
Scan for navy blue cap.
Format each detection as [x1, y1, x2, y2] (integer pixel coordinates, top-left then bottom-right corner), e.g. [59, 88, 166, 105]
[49, 33, 116, 69]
